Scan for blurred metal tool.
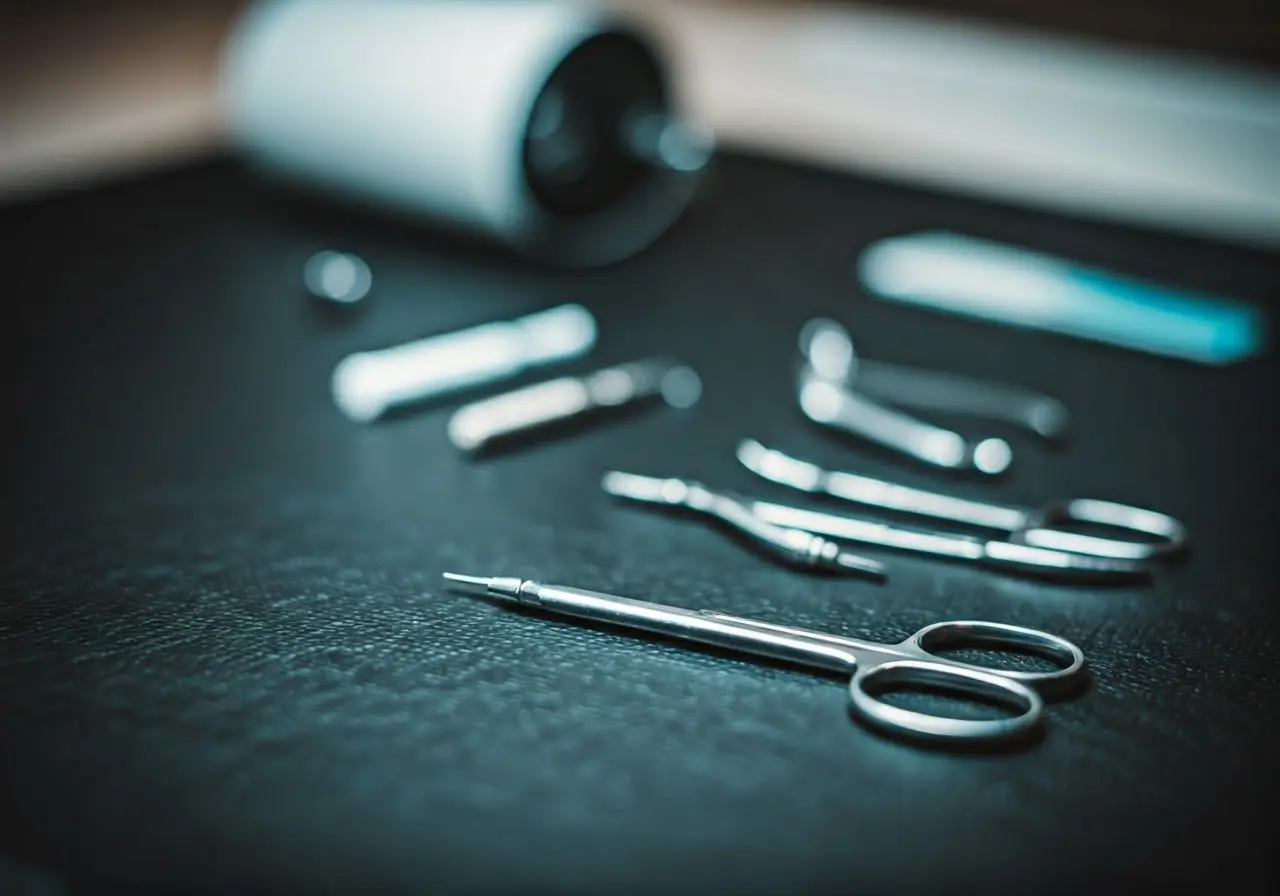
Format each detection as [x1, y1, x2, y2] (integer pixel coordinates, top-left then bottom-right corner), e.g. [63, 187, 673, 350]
[738, 439, 1186, 562]
[443, 572, 1088, 746]
[602, 471, 885, 578]
[331, 304, 596, 422]
[798, 318, 1070, 475]
[746, 498, 1148, 582]
[304, 250, 372, 305]
[448, 359, 701, 453]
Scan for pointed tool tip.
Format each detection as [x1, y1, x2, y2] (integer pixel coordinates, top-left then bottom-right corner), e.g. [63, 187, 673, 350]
[836, 552, 887, 580]
[442, 572, 491, 588]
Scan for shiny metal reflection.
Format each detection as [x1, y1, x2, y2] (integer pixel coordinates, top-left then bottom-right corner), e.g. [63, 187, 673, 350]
[332, 304, 597, 423]
[447, 358, 701, 453]
[746, 497, 1150, 582]
[737, 439, 1187, 562]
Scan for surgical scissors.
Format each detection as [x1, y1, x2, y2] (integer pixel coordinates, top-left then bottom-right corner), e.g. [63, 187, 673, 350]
[738, 439, 1187, 561]
[443, 572, 1088, 745]
[798, 318, 1070, 475]
[605, 469, 1148, 581]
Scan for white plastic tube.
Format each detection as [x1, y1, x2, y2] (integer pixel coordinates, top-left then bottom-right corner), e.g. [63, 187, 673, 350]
[220, 0, 704, 266]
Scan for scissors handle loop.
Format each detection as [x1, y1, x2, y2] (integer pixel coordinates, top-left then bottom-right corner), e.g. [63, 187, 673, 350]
[849, 661, 1043, 744]
[850, 619, 1085, 743]
[908, 620, 1087, 697]
[1014, 498, 1188, 561]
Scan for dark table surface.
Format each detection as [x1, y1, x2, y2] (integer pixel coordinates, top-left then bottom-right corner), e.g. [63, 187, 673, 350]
[2, 154, 1278, 894]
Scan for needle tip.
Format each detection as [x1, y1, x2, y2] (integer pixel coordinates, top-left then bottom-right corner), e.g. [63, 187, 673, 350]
[442, 572, 491, 588]
[442, 573, 529, 599]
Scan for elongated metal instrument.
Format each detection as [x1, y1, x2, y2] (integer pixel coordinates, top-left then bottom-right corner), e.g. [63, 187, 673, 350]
[738, 439, 1187, 562]
[443, 573, 1088, 746]
[602, 471, 885, 578]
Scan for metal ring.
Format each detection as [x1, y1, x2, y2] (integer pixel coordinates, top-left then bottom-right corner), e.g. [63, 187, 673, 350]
[849, 660, 1043, 745]
[910, 620, 1087, 698]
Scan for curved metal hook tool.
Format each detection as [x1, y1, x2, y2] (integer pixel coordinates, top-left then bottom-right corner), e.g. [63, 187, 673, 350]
[797, 318, 1071, 475]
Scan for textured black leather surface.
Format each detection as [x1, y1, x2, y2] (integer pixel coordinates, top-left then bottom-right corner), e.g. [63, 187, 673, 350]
[2, 155, 1277, 893]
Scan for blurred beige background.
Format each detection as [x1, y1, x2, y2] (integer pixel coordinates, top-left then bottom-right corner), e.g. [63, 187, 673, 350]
[0, 1, 244, 199]
[2, 0, 1277, 245]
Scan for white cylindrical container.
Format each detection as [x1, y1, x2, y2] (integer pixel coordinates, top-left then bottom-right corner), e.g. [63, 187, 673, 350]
[220, 0, 710, 267]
